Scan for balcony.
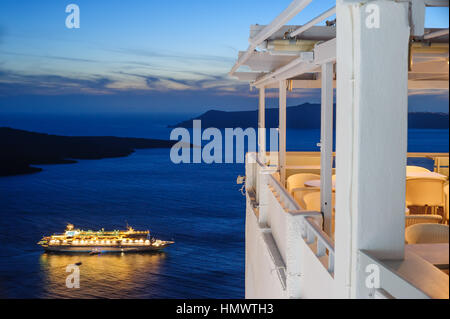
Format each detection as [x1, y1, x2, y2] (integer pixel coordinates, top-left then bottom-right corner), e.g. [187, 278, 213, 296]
[245, 151, 449, 299]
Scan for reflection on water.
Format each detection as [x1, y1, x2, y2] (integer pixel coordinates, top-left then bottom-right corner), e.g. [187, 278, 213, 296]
[39, 252, 166, 298]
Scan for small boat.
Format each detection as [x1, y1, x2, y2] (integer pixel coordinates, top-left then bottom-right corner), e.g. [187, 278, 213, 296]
[38, 224, 174, 253]
[75, 262, 82, 266]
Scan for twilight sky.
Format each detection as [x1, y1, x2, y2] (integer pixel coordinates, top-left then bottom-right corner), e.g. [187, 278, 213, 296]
[0, 0, 448, 115]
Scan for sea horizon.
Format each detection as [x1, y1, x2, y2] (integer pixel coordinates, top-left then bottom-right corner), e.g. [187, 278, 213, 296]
[0, 111, 448, 297]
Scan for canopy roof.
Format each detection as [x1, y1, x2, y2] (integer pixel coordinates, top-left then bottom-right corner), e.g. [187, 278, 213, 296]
[230, 2, 449, 90]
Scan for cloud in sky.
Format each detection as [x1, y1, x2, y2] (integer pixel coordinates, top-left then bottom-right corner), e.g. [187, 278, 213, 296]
[0, 68, 115, 95]
[0, 0, 448, 114]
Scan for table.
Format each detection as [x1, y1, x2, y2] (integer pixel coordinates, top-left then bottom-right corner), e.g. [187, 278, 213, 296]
[406, 171, 447, 180]
[304, 179, 336, 189]
[286, 165, 321, 174]
[286, 165, 321, 170]
[305, 179, 410, 214]
[405, 243, 449, 269]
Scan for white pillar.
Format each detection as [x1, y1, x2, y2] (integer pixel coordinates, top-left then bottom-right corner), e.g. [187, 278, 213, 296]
[258, 87, 266, 163]
[279, 80, 287, 186]
[320, 62, 334, 235]
[334, 0, 409, 298]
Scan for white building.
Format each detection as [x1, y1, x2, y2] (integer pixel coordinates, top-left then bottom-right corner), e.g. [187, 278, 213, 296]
[230, 0, 449, 299]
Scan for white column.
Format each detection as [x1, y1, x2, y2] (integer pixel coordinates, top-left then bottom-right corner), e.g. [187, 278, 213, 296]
[320, 62, 334, 235]
[279, 80, 287, 186]
[258, 87, 266, 163]
[334, 0, 409, 298]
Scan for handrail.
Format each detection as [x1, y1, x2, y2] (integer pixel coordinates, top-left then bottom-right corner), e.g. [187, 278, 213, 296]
[304, 217, 334, 252]
[267, 172, 301, 211]
[291, 186, 320, 193]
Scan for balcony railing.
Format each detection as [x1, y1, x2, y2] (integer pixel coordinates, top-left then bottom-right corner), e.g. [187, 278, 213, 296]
[246, 152, 335, 298]
[245, 151, 449, 299]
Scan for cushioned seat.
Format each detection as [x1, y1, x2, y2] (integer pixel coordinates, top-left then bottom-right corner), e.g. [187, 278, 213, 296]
[286, 173, 320, 208]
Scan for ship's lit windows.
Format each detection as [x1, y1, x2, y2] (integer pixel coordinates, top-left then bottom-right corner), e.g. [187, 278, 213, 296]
[100, 240, 105, 244]
[90, 240, 94, 244]
[134, 239, 139, 243]
[63, 240, 67, 244]
[106, 240, 110, 245]
[145, 240, 150, 245]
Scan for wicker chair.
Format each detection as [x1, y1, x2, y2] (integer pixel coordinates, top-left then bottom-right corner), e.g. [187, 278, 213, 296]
[405, 177, 446, 214]
[405, 214, 442, 228]
[405, 223, 449, 244]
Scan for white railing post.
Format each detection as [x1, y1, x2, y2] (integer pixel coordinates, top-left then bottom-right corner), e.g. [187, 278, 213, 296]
[258, 166, 277, 226]
[258, 88, 266, 165]
[285, 213, 305, 298]
[279, 80, 287, 187]
[245, 153, 255, 192]
[320, 62, 334, 235]
[335, 0, 409, 298]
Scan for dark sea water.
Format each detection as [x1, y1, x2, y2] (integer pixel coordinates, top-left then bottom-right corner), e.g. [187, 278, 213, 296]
[0, 113, 448, 298]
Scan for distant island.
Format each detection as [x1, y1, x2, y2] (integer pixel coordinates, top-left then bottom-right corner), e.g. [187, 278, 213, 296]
[170, 103, 449, 129]
[0, 127, 178, 177]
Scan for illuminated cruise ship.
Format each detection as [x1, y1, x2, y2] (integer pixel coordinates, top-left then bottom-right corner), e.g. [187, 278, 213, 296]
[38, 224, 174, 253]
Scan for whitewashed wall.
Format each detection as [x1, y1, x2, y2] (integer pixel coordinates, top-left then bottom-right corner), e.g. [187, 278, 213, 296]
[245, 204, 287, 299]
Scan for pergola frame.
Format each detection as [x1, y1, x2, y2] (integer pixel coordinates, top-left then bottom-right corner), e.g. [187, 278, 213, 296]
[231, 0, 449, 297]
